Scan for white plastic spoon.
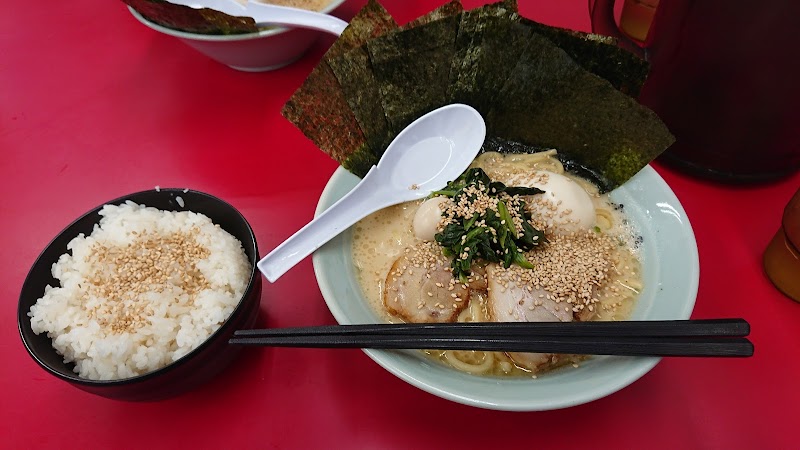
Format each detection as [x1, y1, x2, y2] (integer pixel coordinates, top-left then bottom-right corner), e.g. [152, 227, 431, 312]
[258, 104, 486, 282]
[168, 0, 348, 35]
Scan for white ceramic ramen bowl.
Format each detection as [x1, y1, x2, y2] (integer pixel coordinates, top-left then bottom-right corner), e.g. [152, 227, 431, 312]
[127, 0, 346, 72]
[313, 164, 699, 411]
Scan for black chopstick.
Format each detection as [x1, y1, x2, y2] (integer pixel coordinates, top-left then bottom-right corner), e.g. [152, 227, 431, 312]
[233, 319, 749, 338]
[228, 319, 753, 357]
[229, 334, 752, 357]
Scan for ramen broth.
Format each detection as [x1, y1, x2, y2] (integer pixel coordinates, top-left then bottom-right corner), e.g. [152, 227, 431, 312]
[352, 152, 643, 377]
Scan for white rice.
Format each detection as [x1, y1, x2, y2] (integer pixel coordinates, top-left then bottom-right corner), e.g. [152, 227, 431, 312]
[28, 201, 252, 381]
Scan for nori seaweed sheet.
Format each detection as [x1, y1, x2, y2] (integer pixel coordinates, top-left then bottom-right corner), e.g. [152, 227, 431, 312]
[485, 33, 674, 190]
[326, 1, 465, 176]
[404, 0, 464, 29]
[367, 14, 462, 134]
[448, 4, 531, 115]
[324, 1, 398, 174]
[281, 63, 373, 175]
[324, 0, 396, 167]
[325, 0, 397, 57]
[328, 47, 394, 164]
[282, 0, 397, 176]
[123, 0, 258, 34]
[519, 18, 649, 97]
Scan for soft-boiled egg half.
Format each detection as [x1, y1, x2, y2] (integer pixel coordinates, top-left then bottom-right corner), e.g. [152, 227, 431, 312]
[413, 196, 452, 241]
[507, 171, 596, 233]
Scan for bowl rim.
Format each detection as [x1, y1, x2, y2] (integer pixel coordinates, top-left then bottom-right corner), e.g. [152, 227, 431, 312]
[127, 0, 347, 42]
[312, 164, 700, 411]
[17, 188, 260, 387]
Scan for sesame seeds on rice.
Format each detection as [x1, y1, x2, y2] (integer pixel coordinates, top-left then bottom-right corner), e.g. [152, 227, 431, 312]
[28, 201, 251, 381]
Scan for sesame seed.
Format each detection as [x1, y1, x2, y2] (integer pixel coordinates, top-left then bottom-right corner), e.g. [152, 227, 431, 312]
[81, 229, 210, 334]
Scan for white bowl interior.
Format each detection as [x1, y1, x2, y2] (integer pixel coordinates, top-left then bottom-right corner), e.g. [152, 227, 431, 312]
[313, 164, 699, 411]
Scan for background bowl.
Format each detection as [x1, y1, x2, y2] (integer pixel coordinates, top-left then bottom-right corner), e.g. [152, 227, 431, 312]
[18, 189, 262, 401]
[127, 0, 346, 72]
[313, 165, 699, 411]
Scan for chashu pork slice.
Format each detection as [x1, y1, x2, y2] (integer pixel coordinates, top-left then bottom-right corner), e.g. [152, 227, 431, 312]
[486, 263, 572, 371]
[383, 242, 469, 323]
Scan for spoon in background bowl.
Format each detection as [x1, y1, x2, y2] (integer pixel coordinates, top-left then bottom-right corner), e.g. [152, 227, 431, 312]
[168, 0, 348, 35]
[258, 103, 487, 282]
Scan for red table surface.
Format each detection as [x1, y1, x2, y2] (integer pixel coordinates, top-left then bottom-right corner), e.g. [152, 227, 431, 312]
[2, 0, 799, 448]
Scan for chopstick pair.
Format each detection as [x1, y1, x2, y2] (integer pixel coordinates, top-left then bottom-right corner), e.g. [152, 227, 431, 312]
[229, 318, 754, 357]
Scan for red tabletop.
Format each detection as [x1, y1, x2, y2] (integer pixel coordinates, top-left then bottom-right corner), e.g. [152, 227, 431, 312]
[3, 1, 799, 448]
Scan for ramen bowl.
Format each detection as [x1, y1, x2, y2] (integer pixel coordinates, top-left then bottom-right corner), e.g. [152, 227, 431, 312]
[18, 189, 262, 401]
[127, 0, 346, 72]
[313, 165, 699, 411]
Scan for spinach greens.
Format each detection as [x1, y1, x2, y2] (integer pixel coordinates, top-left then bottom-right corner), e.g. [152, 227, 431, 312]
[432, 168, 546, 283]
